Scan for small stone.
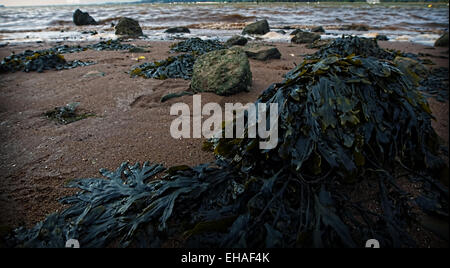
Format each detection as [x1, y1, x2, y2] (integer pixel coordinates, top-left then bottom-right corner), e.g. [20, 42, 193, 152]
[242, 20, 270, 35]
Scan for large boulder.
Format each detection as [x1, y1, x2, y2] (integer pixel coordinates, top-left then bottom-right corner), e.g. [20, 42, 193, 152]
[243, 44, 281, 61]
[291, 31, 321, 44]
[164, 27, 190, 34]
[434, 32, 449, 47]
[191, 48, 252, 96]
[242, 20, 270, 35]
[225, 35, 248, 47]
[73, 9, 97, 26]
[115, 17, 143, 37]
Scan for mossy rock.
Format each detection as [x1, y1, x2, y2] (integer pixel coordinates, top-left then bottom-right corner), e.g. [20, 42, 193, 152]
[242, 20, 270, 35]
[115, 17, 143, 37]
[191, 48, 252, 96]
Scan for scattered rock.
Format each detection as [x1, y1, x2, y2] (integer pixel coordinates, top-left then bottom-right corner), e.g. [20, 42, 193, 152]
[73, 9, 98, 26]
[291, 31, 321, 44]
[115, 17, 143, 37]
[290, 29, 303, 35]
[164, 27, 190, 34]
[242, 20, 270, 35]
[311, 26, 325, 33]
[83, 70, 105, 78]
[434, 32, 449, 47]
[191, 48, 252, 96]
[340, 23, 369, 31]
[243, 44, 281, 61]
[375, 34, 389, 41]
[225, 35, 248, 47]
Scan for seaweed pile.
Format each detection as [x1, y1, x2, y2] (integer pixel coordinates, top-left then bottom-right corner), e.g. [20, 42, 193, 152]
[0, 40, 139, 74]
[169, 37, 225, 55]
[44, 102, 94, 125]
[130, 38, 225, 80]
[3, 37, 448, 248]
[0, 50, 94, 73]
[130, 54, 195, 80]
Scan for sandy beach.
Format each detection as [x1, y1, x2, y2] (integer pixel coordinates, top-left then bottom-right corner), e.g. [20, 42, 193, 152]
[0, 38, 448, 247]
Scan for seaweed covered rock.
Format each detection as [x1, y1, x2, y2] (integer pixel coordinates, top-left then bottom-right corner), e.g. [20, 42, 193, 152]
[393, 56, 429, 85]
[242, 20, 270, 35]
[115, 17, 143, 37]
[291, 31, 320, 44]
[243, 44, 281, 61]
[44, 102, 94, 125]
[307, 35, 395, 60]
[165, 27, 190, 34]
[0, 50, 94, 73]
[130, 38, 225, 81]
[170, 37, 225, 55]
[73, 9, 97, 26]
[225, 35, 248, 47]
[434, 32, 449, 47]
[191, 48, 252, 96]
[130, 54, 195, 80]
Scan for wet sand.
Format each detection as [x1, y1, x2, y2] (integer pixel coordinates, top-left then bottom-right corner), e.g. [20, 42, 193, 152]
[0, 40, 448, 246]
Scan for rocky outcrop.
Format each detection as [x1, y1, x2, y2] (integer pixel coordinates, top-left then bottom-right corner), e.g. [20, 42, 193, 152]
[191, 48, 252, 96]
[242, 20, 270, 35]
[73, 9, 97, 26]
[243, 44, 281, 61]
[115, 17, 143, 37]
[225, 35, 248, 47]
[164, 27, 190, 34]
[291, 31, 321, 44]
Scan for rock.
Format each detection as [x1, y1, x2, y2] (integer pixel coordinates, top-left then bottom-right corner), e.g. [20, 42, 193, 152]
[242, 20, 270, 35]
[73, 9, 97, 26]
[191, 48, 252, 96]
[375, 34, 389, 41]
[275, 30, 286, 35]
[311, 26, 325, 33]
[225, 35, 248, 47]
[394, 56, 429, 85]
[291, 31, 321, 44]
[115, 17, 143, 37]
[434, 32, 449, 47]
[243, 44, 281, 61]
[340, 23, 369, 31]
[164, 27, 190, 34]
[290, 29, 303, 35]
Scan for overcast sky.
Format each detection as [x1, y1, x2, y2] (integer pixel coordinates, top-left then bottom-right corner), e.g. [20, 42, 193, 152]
[0, 0, 136, 6]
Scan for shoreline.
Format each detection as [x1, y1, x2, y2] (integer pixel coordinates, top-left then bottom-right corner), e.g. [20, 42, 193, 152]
[0, 39, 448, 247]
